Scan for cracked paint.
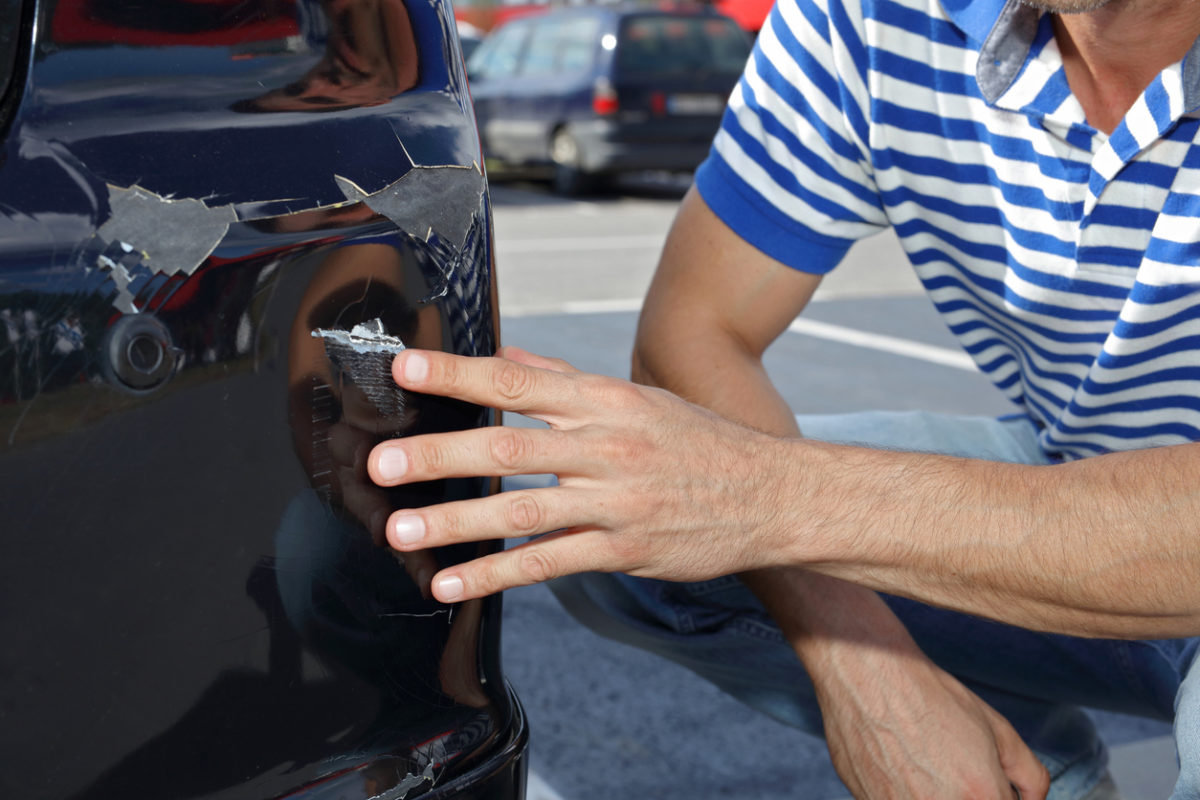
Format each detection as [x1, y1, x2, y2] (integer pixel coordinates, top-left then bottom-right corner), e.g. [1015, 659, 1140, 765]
[378, 608, 452, 619]
[94, 157, 485, 315]
[95, 185, 237, 313]
[379, 762, 435, 799]
[335, 161, 484, 251]
[312, 319, 407, 419]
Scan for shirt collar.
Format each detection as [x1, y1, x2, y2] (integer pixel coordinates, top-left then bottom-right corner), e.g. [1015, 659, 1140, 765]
[937, 0, 1011, 46]
[939, 0, 1200, 110]
[1184, 37, 1200, 114]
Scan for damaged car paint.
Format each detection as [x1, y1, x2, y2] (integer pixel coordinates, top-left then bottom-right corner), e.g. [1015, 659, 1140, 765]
[313, 318, 408, 422]
[0, 1, 526, 799]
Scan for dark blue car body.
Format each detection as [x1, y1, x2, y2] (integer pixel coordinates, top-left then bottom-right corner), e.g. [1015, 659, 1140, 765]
[0, 1, 526, 798]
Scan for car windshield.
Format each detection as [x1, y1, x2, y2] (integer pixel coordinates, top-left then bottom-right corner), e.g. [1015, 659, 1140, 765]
[615, 15, 749, 77]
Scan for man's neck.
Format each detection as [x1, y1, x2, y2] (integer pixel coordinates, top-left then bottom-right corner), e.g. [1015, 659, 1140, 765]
[1052, 0, 1200, 134]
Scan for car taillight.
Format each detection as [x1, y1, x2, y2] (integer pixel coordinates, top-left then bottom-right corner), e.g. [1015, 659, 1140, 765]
[592, 78, 618, 115]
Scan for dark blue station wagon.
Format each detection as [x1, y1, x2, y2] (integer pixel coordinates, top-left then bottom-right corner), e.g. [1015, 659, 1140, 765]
[467, 4, 751, 194]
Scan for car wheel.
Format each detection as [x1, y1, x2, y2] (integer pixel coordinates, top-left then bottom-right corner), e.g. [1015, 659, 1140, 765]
[550, 127, 594, 196]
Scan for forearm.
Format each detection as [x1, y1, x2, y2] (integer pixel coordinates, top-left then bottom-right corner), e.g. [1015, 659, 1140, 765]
[631, 196, 806, 434]
[631, 261, 922, 669]
[771, 436, 1200, 639]
[631, 320, 796, 436]
[635, 246, 1200, 640]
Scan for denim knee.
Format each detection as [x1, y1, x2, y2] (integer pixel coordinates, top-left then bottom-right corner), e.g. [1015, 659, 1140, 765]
[1171, 651, 1200, 799]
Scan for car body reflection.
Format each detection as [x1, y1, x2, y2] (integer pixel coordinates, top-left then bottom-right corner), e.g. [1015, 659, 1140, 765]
[0, 1, 526, 799]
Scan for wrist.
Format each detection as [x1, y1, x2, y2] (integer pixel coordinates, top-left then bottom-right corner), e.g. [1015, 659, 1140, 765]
[761, 436, 866, 570]
[741, 566, 924, 667]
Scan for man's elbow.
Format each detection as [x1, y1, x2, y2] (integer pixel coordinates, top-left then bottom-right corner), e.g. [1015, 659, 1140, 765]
[630, 333, 663, 388]
[630, 291, 680, 386]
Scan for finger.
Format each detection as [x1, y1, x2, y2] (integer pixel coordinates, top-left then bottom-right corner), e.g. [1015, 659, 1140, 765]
[427, 530, 608, 602]
[990, 709, 1051, 800]
[496, 345, 579, 374]
[390, 349, 582, 416]
[385, 486, 600, 550]
[369, 425, 575, 486]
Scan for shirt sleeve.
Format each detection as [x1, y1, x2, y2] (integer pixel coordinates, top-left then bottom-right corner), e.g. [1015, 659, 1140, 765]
[696, 0, 889, 274]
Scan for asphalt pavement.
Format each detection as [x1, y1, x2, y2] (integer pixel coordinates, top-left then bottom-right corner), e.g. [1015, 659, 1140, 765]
[488, 176, 1180, 799]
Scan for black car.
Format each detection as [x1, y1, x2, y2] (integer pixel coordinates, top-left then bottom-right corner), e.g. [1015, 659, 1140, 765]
[0, 1, 526, 798]
[467, 4, 750, 194]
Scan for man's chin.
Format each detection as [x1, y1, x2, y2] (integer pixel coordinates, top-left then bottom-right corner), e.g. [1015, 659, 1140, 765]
[1018, 0, 1117, 13]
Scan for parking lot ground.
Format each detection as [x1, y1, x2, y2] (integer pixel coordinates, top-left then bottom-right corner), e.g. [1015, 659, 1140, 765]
[491, 181, 1179, 800]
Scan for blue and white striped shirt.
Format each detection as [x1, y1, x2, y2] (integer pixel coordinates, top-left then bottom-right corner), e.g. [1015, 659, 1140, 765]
[695, 0, 1200, 461]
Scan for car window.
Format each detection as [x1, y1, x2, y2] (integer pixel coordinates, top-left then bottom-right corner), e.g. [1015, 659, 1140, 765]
[522, 19, 561, 76]
[615, 15, 749, 77]
[517, 16, 598, 77]
[557, 16, 600, 74]
[467, 20, 528, 79]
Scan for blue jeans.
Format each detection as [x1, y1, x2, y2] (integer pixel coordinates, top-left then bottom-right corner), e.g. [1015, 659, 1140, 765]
[545, 411, 1200, 799]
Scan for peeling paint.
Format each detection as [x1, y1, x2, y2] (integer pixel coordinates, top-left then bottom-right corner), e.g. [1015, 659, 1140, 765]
[93, 158, 485, 315]
[312, 319, 406, 354]
[95, 185, 237, 313]
[312, 319, 407, 419]
[335, 162, 484, 251]
[387, 762, 435, 799]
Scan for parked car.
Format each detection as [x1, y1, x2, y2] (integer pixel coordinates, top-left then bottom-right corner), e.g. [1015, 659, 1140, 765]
[466, 4, 751, 194]
[0, 1, 526, 799]
[458, 20, 486, 62]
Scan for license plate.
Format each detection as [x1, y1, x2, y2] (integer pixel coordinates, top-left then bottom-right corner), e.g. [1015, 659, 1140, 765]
[666, 93, 725, 115]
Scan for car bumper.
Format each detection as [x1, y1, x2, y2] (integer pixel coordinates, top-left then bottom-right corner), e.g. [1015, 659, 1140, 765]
[570, 118, 718, 174]
[285, 684, 529, 800]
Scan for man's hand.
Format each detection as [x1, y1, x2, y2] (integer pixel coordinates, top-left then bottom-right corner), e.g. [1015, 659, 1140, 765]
[747, 567, 1050, 800]
[366, 346, 1052, 799]
[367, 346, 793, 603]
[814, 640, 1049, 800]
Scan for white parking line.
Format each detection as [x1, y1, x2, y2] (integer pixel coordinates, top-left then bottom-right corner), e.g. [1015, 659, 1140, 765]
[786, 317, 977, 372]
[560, 297, 645, 315]
[504, 297, 977, 373]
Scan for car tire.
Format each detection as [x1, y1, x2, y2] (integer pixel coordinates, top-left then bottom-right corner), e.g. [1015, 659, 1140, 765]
[550, 127, 594, 196]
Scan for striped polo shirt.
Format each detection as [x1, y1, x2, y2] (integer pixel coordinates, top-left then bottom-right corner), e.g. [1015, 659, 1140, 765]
[695, 0, 1200, 460]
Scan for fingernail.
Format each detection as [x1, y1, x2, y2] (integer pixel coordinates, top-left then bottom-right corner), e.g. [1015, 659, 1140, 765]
[392, 515, 425, 546]
[375, 447, 408, 481]
[435, 574, 464, 601]
[403, 352, 429, 384]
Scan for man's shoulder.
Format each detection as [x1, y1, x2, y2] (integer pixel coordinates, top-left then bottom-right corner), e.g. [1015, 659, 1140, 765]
[807, 0, 1002, 47]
